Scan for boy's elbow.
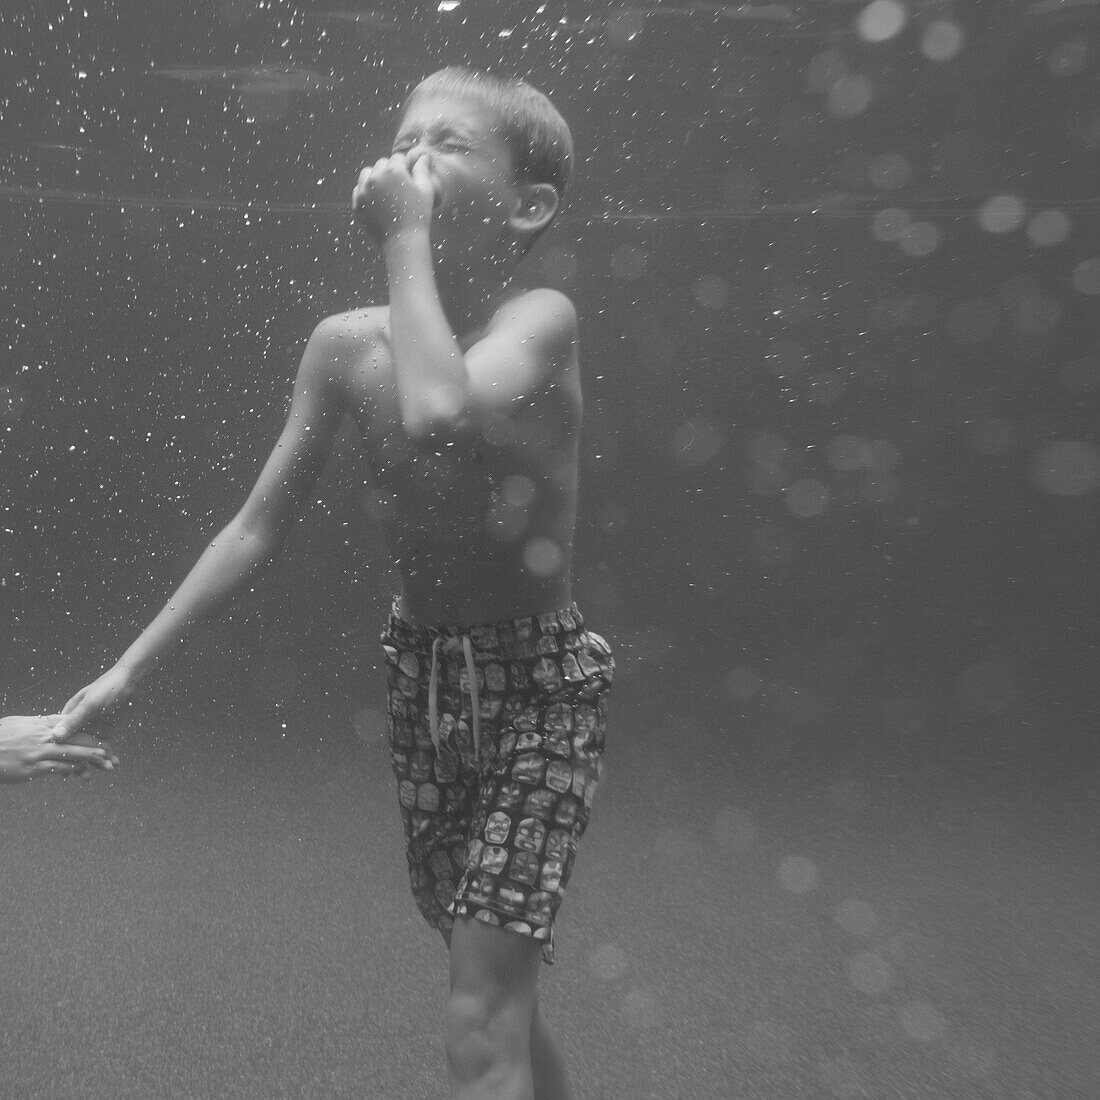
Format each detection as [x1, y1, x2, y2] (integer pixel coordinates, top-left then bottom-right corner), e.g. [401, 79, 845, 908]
[403, 411, 478, 452]
[231, 512, 287, 559]
[401, 382, 473, 448]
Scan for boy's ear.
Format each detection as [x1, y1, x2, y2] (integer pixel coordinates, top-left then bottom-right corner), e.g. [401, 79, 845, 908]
[509, 183, 558, 236]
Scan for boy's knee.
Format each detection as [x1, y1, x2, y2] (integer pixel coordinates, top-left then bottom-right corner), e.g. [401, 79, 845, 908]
[445, 990, 530, 1078]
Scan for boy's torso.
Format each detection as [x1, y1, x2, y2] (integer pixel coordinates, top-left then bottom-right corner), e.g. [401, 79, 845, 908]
[332, 295, 582, 627]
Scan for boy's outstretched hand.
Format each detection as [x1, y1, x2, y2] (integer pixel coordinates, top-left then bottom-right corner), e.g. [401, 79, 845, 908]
[0, 715, 118, 784]
[53, 663, 136, 743]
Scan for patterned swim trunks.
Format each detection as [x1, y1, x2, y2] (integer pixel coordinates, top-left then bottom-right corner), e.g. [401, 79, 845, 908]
[380, 595, 614, 966]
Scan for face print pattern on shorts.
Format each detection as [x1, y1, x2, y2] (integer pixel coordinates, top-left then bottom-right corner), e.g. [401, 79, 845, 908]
[381, 607, 614, 967]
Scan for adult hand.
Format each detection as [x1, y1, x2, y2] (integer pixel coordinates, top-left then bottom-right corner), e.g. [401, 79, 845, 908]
[0, 714, 118, 784]
[351, 152, 436, 243]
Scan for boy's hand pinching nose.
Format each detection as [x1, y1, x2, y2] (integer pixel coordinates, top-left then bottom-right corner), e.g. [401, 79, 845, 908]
[352, 152, 437, 243]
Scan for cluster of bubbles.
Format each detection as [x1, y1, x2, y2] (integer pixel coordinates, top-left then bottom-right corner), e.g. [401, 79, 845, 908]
[856, 1, 966, 61]
[804, 2, 966, 123]
[602, 221, 1099, 513]
[744, 428, 904, 519]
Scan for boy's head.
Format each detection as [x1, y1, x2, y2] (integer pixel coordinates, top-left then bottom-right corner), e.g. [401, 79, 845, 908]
[394, 67, 573, 262]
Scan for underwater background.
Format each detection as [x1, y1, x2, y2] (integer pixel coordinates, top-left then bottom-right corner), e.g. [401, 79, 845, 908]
[2, 2, 1098, 1096]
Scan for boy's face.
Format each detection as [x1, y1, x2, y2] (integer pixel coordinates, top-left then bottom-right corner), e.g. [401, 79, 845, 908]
[391, 92, 525, 256]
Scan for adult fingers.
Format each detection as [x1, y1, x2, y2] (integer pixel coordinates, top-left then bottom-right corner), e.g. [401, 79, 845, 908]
[32, 760, 82, 779]
[48, 742, 116, 768]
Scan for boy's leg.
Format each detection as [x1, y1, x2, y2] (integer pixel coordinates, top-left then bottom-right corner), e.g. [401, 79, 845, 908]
[443, 924, 573, 1100]
[530, 999, 574, 1100]
[446, 915, 542, 1100]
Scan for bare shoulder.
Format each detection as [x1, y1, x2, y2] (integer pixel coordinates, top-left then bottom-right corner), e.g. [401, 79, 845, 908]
[489, 286, 577, 344]
[315, 305, 387, 348]
[301, 307, 388, 390]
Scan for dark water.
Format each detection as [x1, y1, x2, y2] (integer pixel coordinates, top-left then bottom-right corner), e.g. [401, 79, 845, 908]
[2, 3, 1099, 1097]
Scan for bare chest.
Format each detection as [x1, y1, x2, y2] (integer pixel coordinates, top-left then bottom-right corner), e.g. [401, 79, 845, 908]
[338, 317, 577, 534]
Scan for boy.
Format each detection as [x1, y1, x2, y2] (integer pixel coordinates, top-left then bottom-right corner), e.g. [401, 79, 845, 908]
[52, 67, 613, 1100]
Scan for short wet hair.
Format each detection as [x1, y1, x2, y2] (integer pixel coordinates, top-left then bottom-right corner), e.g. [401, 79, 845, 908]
[401, 67, 574, 254]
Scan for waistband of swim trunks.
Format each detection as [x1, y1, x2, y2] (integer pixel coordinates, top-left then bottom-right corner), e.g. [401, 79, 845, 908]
[384, 594, 587, 657]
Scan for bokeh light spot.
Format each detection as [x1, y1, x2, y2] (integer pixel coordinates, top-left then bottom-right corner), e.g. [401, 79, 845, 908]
[692, 274, 729, 310]
[897, 221, 941, 257]
[1071, 258, 1100, 295]
[501, 475, 537, 508]
[1049, 37, 1089, 78]
[977, 195, 1026, 234]
[523, 537, 563, 577]
[1026, 209, 1070, 247]
[1032, 441, 1100, 496]
[777, 855, 821, 894]
[857, 1, 909, 44]
[921, 19, 965, 62]
[828, 74, 874, 119]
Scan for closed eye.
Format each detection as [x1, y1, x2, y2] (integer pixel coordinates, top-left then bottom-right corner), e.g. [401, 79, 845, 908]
[391, 140, 467, 154]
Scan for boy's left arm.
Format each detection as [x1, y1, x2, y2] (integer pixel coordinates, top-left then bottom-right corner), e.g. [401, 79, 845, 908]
[384, 226, 576, 446]
[357, 153, 575, 444]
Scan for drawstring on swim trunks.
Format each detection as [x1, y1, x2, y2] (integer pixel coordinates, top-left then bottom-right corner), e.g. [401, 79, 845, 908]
[428, 634, 481, 764]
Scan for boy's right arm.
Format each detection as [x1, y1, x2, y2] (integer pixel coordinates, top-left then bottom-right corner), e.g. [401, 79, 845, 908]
[54, 316, 353, 738]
